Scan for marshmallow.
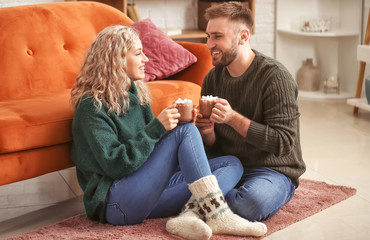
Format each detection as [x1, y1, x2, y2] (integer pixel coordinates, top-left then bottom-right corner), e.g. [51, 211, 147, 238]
[201, 95, 218, 101]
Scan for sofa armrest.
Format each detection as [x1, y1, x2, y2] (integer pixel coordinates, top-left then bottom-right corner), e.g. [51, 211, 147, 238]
[167, 41, 213, 87]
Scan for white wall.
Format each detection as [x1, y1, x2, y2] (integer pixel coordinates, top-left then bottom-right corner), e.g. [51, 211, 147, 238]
[0, 0, 61, 7]
[250, 0, 275, 57]
[134, 0, 276, 57]
[0, 0, 276, 57]
[363, 3, 370, 82]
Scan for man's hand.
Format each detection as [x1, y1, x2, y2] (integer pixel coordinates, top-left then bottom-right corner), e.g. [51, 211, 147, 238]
[210, 98, 235, 124]
[196, 113, 214, 134]
[195, 113, 216, 146]
[210, 98, 251, 138]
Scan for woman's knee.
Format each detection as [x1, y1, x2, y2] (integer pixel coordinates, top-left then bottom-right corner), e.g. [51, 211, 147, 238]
[210, 155, 243, 179]
[175, 122, 199, 135]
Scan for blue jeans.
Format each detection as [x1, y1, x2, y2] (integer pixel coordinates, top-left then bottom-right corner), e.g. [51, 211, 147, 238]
[105, 123, 243, 225]
[225, 167, 297, 221]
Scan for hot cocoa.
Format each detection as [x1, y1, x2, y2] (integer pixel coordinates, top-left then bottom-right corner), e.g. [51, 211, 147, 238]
[175, 98, 193, 123]
[199, 95, 218, 118]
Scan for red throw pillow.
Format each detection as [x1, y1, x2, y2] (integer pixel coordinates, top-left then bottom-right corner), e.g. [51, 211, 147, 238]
[131, 18, 197, 82]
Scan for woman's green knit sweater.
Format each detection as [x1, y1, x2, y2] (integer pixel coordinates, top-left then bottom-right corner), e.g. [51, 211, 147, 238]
[70, 83, 166, 223]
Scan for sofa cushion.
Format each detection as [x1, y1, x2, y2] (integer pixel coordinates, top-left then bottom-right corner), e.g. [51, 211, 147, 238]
[131, 18, 197, 82]
[0, 81, 200, 154]
[0, 90, 74, 154]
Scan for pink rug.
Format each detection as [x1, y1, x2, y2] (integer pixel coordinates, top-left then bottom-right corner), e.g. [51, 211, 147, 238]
[7, 179, 356, 240]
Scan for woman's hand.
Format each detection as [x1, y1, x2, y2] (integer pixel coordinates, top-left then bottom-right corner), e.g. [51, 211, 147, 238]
[157, 104, 180, 131]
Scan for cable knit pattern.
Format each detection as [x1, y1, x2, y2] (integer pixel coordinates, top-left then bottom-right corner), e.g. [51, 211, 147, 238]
[201, 50, 305, 185]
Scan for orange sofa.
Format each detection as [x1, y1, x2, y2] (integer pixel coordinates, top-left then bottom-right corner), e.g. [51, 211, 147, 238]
[0, 1, 213, 186]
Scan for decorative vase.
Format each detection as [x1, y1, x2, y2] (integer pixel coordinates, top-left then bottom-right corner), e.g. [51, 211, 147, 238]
[296, 58, 320, 91]
[366, 76, 370, 104]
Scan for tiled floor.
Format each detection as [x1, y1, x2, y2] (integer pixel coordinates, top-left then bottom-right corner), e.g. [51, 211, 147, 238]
[0, 98, 369, 240]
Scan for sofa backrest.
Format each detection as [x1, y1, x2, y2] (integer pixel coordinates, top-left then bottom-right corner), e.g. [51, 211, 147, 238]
[0, 2, 133, 100]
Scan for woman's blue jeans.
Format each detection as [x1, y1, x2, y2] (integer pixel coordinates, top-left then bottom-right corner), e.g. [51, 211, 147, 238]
[105, 123, 243, 225]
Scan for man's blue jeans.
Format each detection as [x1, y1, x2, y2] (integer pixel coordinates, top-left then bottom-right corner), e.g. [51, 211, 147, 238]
[225, 167, 297, 221]
[105, 123, 243, 225]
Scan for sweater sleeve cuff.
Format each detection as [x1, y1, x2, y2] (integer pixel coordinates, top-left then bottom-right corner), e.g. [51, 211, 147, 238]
[144, 117, 166, 140]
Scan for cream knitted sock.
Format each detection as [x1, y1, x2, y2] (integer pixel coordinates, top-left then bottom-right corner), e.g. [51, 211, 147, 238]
[189, 175, 267, 237]
[166, 196, 212, 240]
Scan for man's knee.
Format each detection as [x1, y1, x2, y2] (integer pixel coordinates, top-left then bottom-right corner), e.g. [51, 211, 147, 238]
[226, 190, 266, 221]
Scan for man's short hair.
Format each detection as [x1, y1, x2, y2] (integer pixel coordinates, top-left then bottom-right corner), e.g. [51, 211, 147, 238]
[205, 1, 254, 31]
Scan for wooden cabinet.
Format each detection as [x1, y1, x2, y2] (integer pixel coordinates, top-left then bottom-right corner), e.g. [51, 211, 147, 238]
[169, 0, 255, 41]
[75, 0, 127, 14]
[75, 0, 253, 41]
[167, 29, 207, 41]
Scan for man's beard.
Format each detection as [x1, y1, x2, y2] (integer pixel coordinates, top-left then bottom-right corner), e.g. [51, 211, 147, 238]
[212, 41, 238, 67]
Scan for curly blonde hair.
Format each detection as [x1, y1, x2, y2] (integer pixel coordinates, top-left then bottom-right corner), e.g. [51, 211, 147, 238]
[70, 25, 151, 115]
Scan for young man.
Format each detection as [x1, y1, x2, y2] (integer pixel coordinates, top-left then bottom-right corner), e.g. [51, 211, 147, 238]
[196, 1, 306, 222]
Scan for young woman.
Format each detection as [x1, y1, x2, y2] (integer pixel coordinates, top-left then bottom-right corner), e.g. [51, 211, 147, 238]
[70, 25, 266, 240]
